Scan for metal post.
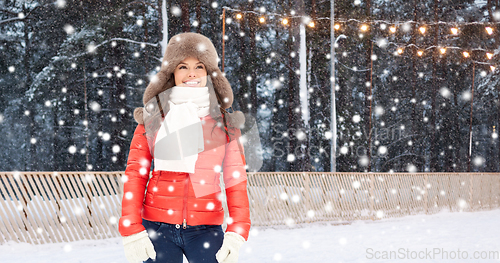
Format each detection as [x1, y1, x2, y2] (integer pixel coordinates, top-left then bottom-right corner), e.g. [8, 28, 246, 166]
[468, 61, 475, 172]
[330, 0, 337, 172]
[222, 8, 226, 73]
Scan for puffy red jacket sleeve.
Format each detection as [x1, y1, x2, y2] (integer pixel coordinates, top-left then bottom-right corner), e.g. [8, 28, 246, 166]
[119, 124, 152, 237]
[223, 128, 251, 240]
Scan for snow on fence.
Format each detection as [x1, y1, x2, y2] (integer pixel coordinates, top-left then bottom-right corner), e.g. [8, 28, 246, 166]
[0, 172, 499, 244]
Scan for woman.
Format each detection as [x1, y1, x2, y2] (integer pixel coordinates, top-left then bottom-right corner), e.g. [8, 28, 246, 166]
[119, 32, 251, 263]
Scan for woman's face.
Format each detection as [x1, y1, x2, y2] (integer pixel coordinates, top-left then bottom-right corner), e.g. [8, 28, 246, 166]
[173, 57, 208, 87]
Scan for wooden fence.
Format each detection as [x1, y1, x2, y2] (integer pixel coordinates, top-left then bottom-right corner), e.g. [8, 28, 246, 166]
[0, 172, 499, 244]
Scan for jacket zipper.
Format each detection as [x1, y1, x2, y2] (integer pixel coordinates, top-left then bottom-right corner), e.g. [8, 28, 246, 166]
[182, 174, 189, 229]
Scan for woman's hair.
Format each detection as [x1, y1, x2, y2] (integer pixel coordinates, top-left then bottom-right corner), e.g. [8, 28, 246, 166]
[214, 90, 231, 139]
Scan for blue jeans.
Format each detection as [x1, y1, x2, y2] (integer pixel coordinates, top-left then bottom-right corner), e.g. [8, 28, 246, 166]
[142, 219, 224, 263]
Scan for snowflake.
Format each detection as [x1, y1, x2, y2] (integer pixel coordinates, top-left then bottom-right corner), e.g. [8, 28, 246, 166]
[376, 210, 384, 218]
[64, 24, 74, 35]
[73, 206, 82, 215]
[87, 43, 96, 53]
[378, 146, 387, 155]
[296, 130, 306, 140]
[125, 192, 133, 200]
[457, 199, 468, 209]
[406, 164, 417, 173]
[171, 6, 181, 16]
[352, 114, 361, 123]
[63, 244, 72, 252]
[302, 241, 311, 249]
[112, 145, 120, 153]
[102, 133, 110, 141]
[352, 180, 361, 188]
[306, 210, 315, 218]
[358, 156, 369, 167]
[374, 106, 384, 116]
[340, 146, 348, 154]
[473, 156, 485, 166]
[462, 91, 472, 101]
[376, 38, 388, 48]
[68, 146, 77, 154]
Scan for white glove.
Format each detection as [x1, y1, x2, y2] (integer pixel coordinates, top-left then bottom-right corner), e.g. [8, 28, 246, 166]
[122, 230, 156, 263]
[216, 232, 246, 263]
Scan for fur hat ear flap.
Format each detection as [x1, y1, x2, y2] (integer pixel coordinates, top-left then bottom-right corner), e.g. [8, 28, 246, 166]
[226, 110, 245, 129]
[210, 69, 233, 109]
[142, 70, 172, 105]
[133, 107, 144, 124]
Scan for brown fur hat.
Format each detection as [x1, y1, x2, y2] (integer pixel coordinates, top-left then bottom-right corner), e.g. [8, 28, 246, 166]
[134, 32, 235, 124]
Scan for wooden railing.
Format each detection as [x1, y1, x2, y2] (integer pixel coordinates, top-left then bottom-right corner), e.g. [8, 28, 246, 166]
[1, 172, 499, 244]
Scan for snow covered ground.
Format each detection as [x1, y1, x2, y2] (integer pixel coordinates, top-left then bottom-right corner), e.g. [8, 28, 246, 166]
[1, 209, 500, 263]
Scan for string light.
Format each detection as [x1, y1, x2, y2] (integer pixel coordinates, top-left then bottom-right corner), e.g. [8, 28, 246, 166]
[224, 7, 499, 69]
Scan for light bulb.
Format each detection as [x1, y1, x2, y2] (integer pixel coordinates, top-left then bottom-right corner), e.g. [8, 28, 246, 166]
[486, 27, 494, 35]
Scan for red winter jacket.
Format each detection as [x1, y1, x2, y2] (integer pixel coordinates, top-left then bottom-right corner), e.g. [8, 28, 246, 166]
[119, 115, 251, 240]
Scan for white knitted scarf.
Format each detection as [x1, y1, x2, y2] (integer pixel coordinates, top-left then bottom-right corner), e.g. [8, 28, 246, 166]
[154, 86, 210, 173]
